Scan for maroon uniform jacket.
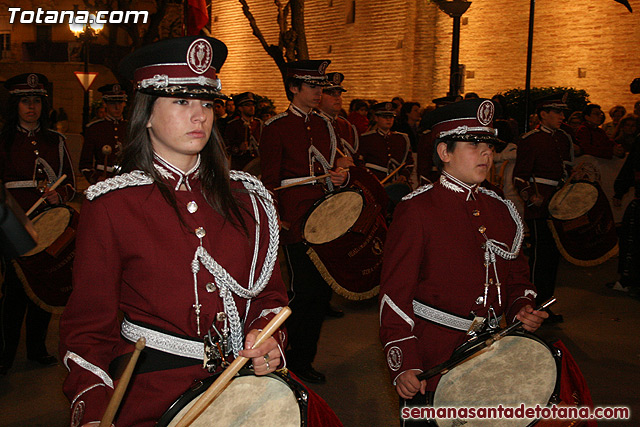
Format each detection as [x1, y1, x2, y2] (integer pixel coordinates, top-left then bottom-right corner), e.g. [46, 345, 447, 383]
[59, 158, 288, 426]
[513, 125, 573, 219]
[358, 129, 414, 182]
[574, 122, 615, 159]
[379, 172, 536, 391]
[1, 125, 75, 211]
[223, 115, 262, 170]
[79, 116, 127, 181]
[260, 104, 343, 245]
[332, 114, 359, 157]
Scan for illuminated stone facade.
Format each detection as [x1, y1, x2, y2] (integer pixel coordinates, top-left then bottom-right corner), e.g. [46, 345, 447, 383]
[212, 0, 640, 116]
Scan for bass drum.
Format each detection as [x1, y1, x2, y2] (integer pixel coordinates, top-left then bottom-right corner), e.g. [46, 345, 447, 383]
[433, 331, 561, 427]
[12, 205, 78, 313]
[548, 180, 618, 266]
[157, 369, 308, 427]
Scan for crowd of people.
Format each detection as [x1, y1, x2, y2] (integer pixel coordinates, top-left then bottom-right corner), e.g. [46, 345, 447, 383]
[1, 34, 639, 426]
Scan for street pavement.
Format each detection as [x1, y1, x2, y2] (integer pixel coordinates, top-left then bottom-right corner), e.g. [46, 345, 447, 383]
[1, 255, 638, 426]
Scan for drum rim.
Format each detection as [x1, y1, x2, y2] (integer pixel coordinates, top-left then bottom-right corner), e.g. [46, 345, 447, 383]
[156, 369, 308, 427]
[301, 188, 365, 245]
[432, 330, 562, 426]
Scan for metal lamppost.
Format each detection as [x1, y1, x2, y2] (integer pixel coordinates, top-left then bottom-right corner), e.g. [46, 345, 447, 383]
[69, 12, 103, 133]
[432, 0, 472, 97]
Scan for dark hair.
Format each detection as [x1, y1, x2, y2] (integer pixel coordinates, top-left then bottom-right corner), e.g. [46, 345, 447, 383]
[582, 104, 601, 117]
[285, 78, 303, 102]
[400, 102, 420, 123]
[349, 99, 368, 113]
[1, 95, 51, 156]
[120, 92, 247, 232]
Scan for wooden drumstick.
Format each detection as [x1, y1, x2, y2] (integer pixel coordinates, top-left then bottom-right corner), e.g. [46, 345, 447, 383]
[336, 147, 347, 158]
[25, 174, 67, 217]
[99, 337, 146, 427]
[274, 169, 350, 191]
[380, 162, 406, 185]
[174, 307, 291, 427]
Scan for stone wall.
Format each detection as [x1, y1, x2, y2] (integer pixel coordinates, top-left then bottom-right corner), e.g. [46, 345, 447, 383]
[211, 0, 640, 117]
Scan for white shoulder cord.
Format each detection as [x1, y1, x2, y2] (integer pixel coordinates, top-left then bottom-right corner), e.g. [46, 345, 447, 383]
[477, 187, 524, 307]
[191, 171, 279, 356]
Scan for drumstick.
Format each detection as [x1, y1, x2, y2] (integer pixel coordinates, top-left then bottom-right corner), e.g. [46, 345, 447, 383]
[99, 338, 146, 427]
[336, 147, 347, 158]
[274, 169, 350, 191]
[25, 174, 67, 217]
[175, 307, 291, 427]
[380, 162, 407, 185]
[416, 297, 556, 381]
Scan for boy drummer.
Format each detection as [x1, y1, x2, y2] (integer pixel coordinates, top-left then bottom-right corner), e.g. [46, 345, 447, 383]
[378, 99, 548, 425]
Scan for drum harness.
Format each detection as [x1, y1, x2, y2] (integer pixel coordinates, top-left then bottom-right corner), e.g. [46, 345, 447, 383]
[108, 164, 282, 373]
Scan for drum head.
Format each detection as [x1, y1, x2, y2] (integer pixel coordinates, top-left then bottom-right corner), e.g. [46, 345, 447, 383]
[549, 182, 598, 220]
[166, 375, 301, 427]
[22, 207, 71, 256]
[433, 335, 557, 427]
[303, 191, 363, 245]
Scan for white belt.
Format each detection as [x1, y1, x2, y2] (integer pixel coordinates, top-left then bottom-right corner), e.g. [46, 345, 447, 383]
[121, 318, 203, 360]
[5, 180, 37, 189]
[412, 300, 502, 332]
[365, 163, 388, 173]
[530, 177, 559, 187]
[96, 164, 115, 172]
[413, 300, 473, 331]
[280, 176, 316, 187]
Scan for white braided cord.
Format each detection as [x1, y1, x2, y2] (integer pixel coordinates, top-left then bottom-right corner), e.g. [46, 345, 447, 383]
[84, 170, 153, 200]
[193, 170, 279, 356]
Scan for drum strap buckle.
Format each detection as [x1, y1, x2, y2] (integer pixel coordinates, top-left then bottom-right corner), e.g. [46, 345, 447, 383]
[203, 317, 230, 373]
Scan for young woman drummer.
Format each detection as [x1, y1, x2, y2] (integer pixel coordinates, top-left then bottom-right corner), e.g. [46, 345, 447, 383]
[59, 37, 292, 426]
[0, 73, 76, 376]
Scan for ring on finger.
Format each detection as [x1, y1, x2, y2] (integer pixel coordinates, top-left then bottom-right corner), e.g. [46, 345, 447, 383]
[265, 360, 270, 370]
[263, 354, 270, 363]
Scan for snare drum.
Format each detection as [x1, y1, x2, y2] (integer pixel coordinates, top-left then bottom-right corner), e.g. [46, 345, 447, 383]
[433, 331, 560, 427]
[548, 181, 618, 266]
[548, 182, 598, 221]
[302, 188, 386, 299]
[157, 370, 307, 427]
[303, 189, 364, 245]
[12, 205, 78, 313]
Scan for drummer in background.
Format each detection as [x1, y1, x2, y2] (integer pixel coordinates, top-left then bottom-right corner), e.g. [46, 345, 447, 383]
[358, 102, 414, 184]
[260, 60, 350, 384]
[59, 37, 292, 425]
[0, 73, 76, 376]
[513, 94, 574, 324]
[318, 72, 360, 159]
[379, 99, 547, 425]
[223, 91, 262, 170]
[79, 84, 128, 184]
